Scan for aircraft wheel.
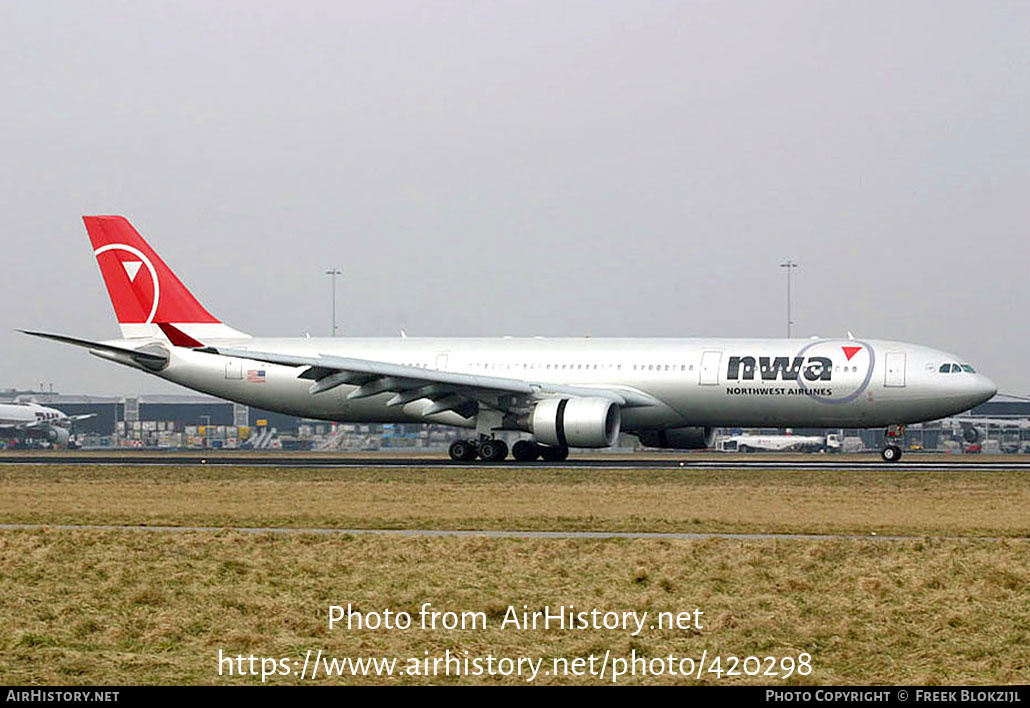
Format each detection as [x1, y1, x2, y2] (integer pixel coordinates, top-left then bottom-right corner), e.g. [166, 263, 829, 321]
[448, 440, 477, 463]
[511, 440, 540, 462]
[880, 445, 902, 463]
[539, 445, 569, 462]
[479, 439, 508, 462]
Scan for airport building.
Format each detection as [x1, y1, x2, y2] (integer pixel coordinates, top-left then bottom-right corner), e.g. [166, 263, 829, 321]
[0, 388, 446, 450]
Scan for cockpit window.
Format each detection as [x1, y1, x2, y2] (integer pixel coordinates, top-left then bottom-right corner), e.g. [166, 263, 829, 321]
[961, 364, 976, 373]
[938, 364, 952, 373]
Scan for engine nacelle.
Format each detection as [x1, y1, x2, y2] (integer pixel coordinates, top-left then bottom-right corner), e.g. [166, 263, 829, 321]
[46, 427, 70, 447]
[962, 426, 981, 443]
[637, 426, 715, 450]
[530, 397, 621, 448]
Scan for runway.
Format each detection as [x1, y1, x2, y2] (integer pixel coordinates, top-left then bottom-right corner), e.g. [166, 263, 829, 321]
[0, 523, 1006, 542]
[1, 453, 1028, 471]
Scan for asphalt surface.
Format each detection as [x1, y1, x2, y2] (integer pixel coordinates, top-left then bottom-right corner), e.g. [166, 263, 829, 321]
[0, 454, 1028, 471]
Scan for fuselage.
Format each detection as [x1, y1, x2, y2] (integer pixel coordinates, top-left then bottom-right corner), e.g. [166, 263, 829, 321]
[105, 335, 997, 432]
[0, 402, 69, 429]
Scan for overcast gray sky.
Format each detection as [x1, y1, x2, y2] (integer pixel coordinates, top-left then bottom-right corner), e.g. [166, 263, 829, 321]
[1, 0, 1028, 396]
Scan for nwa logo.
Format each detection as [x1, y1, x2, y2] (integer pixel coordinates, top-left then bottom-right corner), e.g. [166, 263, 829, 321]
[724, 340, 876, 406]
[728, 356, 833, 382]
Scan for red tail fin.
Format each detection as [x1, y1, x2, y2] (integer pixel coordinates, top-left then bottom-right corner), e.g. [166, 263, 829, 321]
[84, 216, 248, 340]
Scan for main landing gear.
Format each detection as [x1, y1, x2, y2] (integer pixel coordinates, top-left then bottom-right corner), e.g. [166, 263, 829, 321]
[880, 424, 905, 463]
[448, 437, 508, 462]
[447, 438, 569, 463]
[512, 440, 568, 462]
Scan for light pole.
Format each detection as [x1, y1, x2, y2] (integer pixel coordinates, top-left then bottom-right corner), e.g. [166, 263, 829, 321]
[779, 260, 798, 338]
[325, 268, 342, 337]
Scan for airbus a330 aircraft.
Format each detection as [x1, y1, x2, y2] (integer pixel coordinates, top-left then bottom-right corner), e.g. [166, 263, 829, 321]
[0, 401, 93, 448]
[24, 216, 997, 462]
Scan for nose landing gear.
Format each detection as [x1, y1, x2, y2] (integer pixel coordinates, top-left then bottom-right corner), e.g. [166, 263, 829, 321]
[881, 425, 905, 462]
[880, 445, 902, 462]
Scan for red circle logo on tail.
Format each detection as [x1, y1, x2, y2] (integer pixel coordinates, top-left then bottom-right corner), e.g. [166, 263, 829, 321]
[94, 244, 160, 323]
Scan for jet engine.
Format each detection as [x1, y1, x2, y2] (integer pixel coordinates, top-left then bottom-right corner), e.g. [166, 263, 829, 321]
[46, 427, 70, 447]
[529, 397, 621, 448]
[637, 426, 715, 450]
[962, 425, 981, 444]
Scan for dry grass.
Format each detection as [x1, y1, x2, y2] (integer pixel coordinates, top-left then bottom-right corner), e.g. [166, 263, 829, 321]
[2, 463, 1027, 684]
[0, 464, 1027, 537]
[0, 530, 1026, 685]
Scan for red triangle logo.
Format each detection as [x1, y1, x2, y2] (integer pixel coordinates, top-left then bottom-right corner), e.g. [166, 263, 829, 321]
[842, 346, 862, 361]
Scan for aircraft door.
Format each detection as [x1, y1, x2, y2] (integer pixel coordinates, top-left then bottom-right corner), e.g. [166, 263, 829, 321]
[435, 353, 449, 371]
[225, 360, 243, 380]
[884, 352, 906, 387]
[699, 351, 722, 385]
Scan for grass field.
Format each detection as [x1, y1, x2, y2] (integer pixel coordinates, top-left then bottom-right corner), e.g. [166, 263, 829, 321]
[0, 464, 1028, 537]
[1, 462, 1028, 685]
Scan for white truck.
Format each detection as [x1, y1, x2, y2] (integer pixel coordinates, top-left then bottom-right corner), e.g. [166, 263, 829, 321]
[716, 432, 844, 453]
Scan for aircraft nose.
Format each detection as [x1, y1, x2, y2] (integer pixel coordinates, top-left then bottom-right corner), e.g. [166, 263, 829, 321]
[939, 368, 997, 414]
[974, 374, 998, 406]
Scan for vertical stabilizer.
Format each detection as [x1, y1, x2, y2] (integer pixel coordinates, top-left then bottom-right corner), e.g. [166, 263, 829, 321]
[83, 216, 250, 341]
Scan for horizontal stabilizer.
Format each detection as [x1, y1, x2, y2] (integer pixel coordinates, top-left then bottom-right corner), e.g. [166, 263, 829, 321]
[19, 330, 169, 369]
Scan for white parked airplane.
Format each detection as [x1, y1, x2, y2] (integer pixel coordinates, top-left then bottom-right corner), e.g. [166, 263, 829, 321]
[23, 216, 997, 462]
[0, 401, 93, 447]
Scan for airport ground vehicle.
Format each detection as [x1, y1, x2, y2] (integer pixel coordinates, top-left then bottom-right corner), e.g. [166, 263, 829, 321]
[715, 433, 842, 453]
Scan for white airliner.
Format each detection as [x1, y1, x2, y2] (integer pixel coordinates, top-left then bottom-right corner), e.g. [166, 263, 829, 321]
[23, 216, 997, 462]
[0, 401, 93, 447]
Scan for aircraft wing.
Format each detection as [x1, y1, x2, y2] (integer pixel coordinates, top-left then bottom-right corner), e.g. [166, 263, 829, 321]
[208, 346, 661, 419]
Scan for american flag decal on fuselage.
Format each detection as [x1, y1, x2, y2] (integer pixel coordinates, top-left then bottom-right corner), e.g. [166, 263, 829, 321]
[247, 369, 266, 383]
